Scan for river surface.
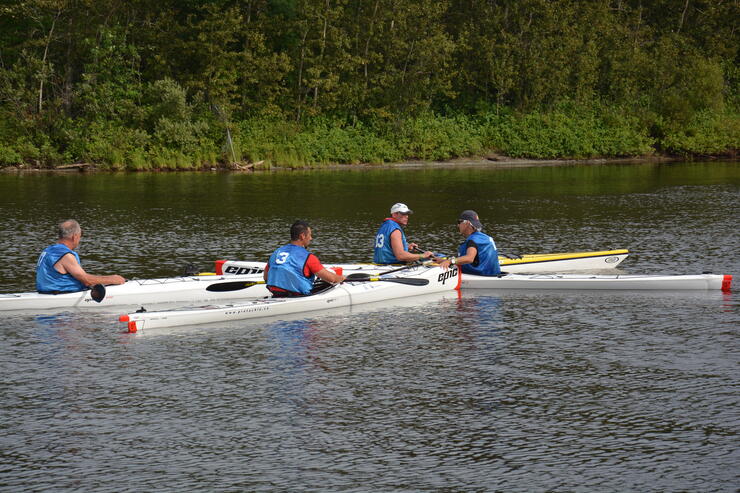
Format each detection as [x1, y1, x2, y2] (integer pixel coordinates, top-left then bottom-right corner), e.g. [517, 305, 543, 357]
[0, 161, 738, 491]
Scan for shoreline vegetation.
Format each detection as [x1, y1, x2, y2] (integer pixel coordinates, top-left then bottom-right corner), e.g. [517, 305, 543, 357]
[2, 106, 737, 172]
[1, 1, 738, 171]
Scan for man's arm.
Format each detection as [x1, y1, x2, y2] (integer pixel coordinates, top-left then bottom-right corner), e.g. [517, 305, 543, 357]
[438, 244, 477, 270]
[306, 254, 345, 283]
[56, 253, 126, 286]
[314, 268, 346, 284]
[389, 230, 432, 262]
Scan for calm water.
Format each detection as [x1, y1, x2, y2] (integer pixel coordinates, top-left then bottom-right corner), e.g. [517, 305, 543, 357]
[0, 161, 738, 491]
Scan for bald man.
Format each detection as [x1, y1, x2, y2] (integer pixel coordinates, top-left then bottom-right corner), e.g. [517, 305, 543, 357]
[36, 219, 125, 293]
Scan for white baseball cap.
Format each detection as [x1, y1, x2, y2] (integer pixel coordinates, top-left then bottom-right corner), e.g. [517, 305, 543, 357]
[390, 203, 413, 214]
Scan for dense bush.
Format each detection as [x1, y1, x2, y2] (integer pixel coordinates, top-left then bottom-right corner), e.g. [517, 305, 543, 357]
[660, 110, 740, 156]
[483, 104, 655, 159]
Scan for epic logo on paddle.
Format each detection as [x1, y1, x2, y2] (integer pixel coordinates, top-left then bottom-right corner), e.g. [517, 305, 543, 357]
[437, 266, 459, 284]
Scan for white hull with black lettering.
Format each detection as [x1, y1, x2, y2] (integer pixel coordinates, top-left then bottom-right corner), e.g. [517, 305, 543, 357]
[120, 265, 461, 332]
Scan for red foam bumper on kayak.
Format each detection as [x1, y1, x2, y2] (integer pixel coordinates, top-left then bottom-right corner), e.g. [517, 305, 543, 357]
[722, 275, 732, 292]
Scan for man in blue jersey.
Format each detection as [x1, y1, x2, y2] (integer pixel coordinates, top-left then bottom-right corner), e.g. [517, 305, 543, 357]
[373, 203, 434, 264]
[437, 210, 501, 276]
[263, 220, 346, 297]
[36, 219, 126, 293]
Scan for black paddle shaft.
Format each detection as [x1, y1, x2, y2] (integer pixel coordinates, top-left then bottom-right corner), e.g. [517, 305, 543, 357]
[345, 273, 429, 286]
[206, 281, 262, 292]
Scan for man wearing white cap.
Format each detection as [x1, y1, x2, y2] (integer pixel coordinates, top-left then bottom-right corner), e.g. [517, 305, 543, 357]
[437, 210, 501, 276]
[373, 203, 434, 264]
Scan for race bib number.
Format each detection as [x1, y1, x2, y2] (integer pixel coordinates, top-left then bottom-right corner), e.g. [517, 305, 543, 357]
[375, 234, 385, 248]
[275, 252, 290, 264]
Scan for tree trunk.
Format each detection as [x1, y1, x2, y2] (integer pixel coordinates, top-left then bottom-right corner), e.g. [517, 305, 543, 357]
[38, 11, 61, 113]
[677, 0, 690, 33]
[313, 0, 330, 107]
[363, 0, 380, 95]
[296, 25, 310, 120]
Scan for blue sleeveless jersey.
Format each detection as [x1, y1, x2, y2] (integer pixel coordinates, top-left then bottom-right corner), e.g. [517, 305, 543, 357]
[36, 244, 86, 293]
[267, 244, 316, 295]
[373, 219, 408, 264]
[458, 231, 501, 276]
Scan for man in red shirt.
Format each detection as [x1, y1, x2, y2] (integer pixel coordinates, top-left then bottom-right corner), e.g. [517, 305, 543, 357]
[263, 221, 346, 297]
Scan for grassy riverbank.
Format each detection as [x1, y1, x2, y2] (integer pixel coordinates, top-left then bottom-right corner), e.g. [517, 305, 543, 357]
[1, 103, 737, 171]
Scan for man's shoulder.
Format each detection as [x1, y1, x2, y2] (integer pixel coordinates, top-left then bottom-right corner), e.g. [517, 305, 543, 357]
[306, 252, 321, 263]
[384, 221, 402, 232]
[56, 250, 80, 264]
[305, 253, 324, 272]
[42, 243, 77, 261]
[273, 243, 306, 254]
[45, 243, 71, 252]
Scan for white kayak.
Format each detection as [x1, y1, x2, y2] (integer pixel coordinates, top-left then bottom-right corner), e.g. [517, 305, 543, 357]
[214, 249, 630, 276]
[462, 273, 732, 291]
[120, 264, 461, 332]
[0, 273, 269, 312]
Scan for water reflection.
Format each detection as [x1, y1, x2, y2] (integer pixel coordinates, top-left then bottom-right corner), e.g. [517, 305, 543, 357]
[0, 162, 737, 491]
[265, 317, 331, 380]
[1, 161, 738, 293]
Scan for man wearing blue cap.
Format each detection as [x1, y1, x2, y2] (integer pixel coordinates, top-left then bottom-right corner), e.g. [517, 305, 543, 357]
[373, 203, 434, 264]
[437, 210, 501, 276]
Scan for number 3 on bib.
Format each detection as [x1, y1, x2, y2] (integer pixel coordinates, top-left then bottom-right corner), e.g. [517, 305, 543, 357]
[276, 252, 290, 264]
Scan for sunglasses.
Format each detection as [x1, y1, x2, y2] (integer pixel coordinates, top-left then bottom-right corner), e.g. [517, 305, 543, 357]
[457, 219, 467, 224]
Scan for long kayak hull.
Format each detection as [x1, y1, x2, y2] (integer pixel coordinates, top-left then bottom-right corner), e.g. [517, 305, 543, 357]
[215, 249, 630, 276]
[0, 274, 269, 312]
[120, 265, 462, 332]
[462, 273, 732, 291]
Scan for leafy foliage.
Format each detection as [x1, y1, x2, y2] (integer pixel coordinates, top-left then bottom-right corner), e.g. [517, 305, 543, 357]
[0, 0, 737, 168]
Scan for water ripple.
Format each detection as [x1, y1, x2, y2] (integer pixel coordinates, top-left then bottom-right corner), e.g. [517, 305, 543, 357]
[1, 164, 738, 491]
